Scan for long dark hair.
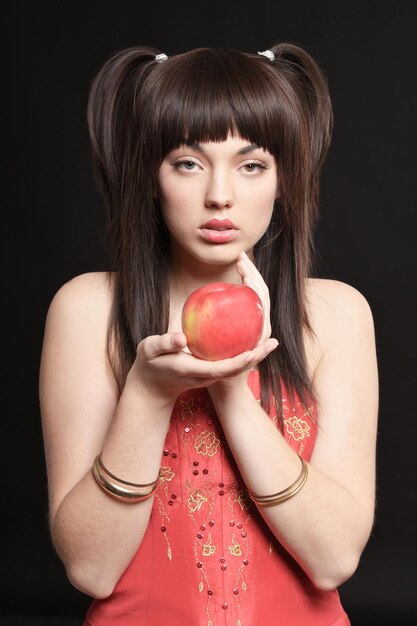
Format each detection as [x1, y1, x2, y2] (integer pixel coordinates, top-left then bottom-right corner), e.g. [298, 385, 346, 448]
[87, 43, 333, 422]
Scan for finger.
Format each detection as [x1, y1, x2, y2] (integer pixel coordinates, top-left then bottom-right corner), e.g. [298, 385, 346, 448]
[142, 332, 187, 359]
[240, 253, 271, 312]
[209, 339, 278, 377]
[236, 258, 247, 281]
[186, 340, 277, 380]
[246, 338, 279, 365]
[239, 252, 268, 292]
[237, 253, 272, 339]
[178, 349, 256, 380]
[237, 257, 267, 303]
[236, 252, 253, 283]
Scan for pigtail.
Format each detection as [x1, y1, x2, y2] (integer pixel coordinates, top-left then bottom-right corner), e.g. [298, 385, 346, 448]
[87, 47, 161, 219]
[270, 43, 333, 182]
[87, 47, 169, 393]
[256, 43, 333, 414]
[271, 44, 331, 257]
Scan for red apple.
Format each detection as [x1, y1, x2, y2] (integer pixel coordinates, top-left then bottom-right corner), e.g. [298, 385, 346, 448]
[181, 282, 264, 361]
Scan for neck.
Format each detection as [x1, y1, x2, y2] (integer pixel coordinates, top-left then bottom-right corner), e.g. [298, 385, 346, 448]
[169, 259, 241, 303]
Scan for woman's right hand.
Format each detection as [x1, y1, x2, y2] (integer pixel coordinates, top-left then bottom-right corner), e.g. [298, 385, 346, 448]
[129, 331, 277, 405]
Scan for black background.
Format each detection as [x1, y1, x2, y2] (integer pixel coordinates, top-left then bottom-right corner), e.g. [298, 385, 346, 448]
[2, 1, 417, 624]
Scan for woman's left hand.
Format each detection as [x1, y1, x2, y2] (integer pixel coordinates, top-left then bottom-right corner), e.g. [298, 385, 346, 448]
[236, 250, 272, 344]
[208, 251, 278, 396]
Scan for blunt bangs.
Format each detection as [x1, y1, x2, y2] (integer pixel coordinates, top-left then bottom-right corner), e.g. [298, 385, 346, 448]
[142, 48, 299, 161]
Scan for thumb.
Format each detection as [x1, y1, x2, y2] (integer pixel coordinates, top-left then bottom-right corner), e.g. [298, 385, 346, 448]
[142, 332, 187, 359]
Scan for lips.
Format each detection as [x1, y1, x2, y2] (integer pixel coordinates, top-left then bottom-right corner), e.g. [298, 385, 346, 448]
[201, 219, 238, 230]
[199, 218, 239, 244]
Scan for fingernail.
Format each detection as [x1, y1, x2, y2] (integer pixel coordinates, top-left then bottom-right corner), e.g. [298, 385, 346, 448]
[174, 333, 185, 346]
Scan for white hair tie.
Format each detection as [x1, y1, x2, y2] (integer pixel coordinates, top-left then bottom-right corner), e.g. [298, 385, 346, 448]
[155, 53, 168, 63]
[257, 50, 275, 62]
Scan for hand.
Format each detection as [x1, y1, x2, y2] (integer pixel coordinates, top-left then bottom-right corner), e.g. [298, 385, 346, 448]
[208, 252, 278, 398]
[236, 251, 272, 343]
[129, 331, 278, 406]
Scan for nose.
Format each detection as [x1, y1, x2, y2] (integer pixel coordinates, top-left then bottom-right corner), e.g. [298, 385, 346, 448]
[204, 171, 234, 209]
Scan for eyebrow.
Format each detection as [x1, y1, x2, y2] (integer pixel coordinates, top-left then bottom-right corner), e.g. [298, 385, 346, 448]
[187, 142, 260, 155]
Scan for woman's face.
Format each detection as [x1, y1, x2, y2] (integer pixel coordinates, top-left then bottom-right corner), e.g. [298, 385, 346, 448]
[158, 133, 278, 273]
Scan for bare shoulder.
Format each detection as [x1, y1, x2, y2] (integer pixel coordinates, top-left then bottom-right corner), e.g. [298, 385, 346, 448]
[43, 270, 118, 391]
[304, 278, 375, 375]
[306, 278, 374, 322]
[49, 271, 116, 316]
[42, 271, 118, 395]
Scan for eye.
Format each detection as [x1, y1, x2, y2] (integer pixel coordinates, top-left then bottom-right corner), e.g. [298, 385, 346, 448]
[242, 161, 268, 173]
[173, 159, 200, 171]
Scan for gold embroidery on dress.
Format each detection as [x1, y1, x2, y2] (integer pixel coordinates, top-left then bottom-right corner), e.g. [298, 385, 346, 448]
[188, 488, 208, 513]
[268, 394, 278, 426]
[234, 488, 251, 511]
[235, 563, 248, 610]
[201, 532, 216, 557]
[302, 403, 318, 425]
[284, 415, 311, 441]
[180, 401, 218, 626]
[154, 493, 173, 562]
[228, 534, 243, 557]
[223, 475, 252, 623]
[282, 399, 317, 423]
[194, 430, 220, 457]
[159, 466, 176, 498]
[179, 397, 196, 421]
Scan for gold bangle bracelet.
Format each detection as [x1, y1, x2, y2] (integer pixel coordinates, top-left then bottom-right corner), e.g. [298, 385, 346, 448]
[97, 452, 159, 488]
[93, 462, 157, 502]
[93, 457, 157, 497]
[94, 461, 158, 497]
[251, 467, 308, 506]
[92, 456, 158, 503]
[248, 456, 308, 507]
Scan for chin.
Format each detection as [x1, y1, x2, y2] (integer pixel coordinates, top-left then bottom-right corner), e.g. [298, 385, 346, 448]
[197, 247, 242, 267]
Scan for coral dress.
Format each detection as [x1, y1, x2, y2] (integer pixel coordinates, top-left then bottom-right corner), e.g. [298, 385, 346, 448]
[84, 372, 350, 625]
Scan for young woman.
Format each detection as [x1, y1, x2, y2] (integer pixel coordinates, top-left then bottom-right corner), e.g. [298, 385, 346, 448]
[39, 43, 378, 625]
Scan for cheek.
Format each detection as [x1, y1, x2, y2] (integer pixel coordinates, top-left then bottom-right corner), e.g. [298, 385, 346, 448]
[245, 171, 278, 204]
[252, 181, 277, 217]
[246, 184, 276, 238]
[159, 195, 191, 238]
[159, 184, 183, 226]
[160, 200, 177, 233]
[159, 177, 196, 214]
